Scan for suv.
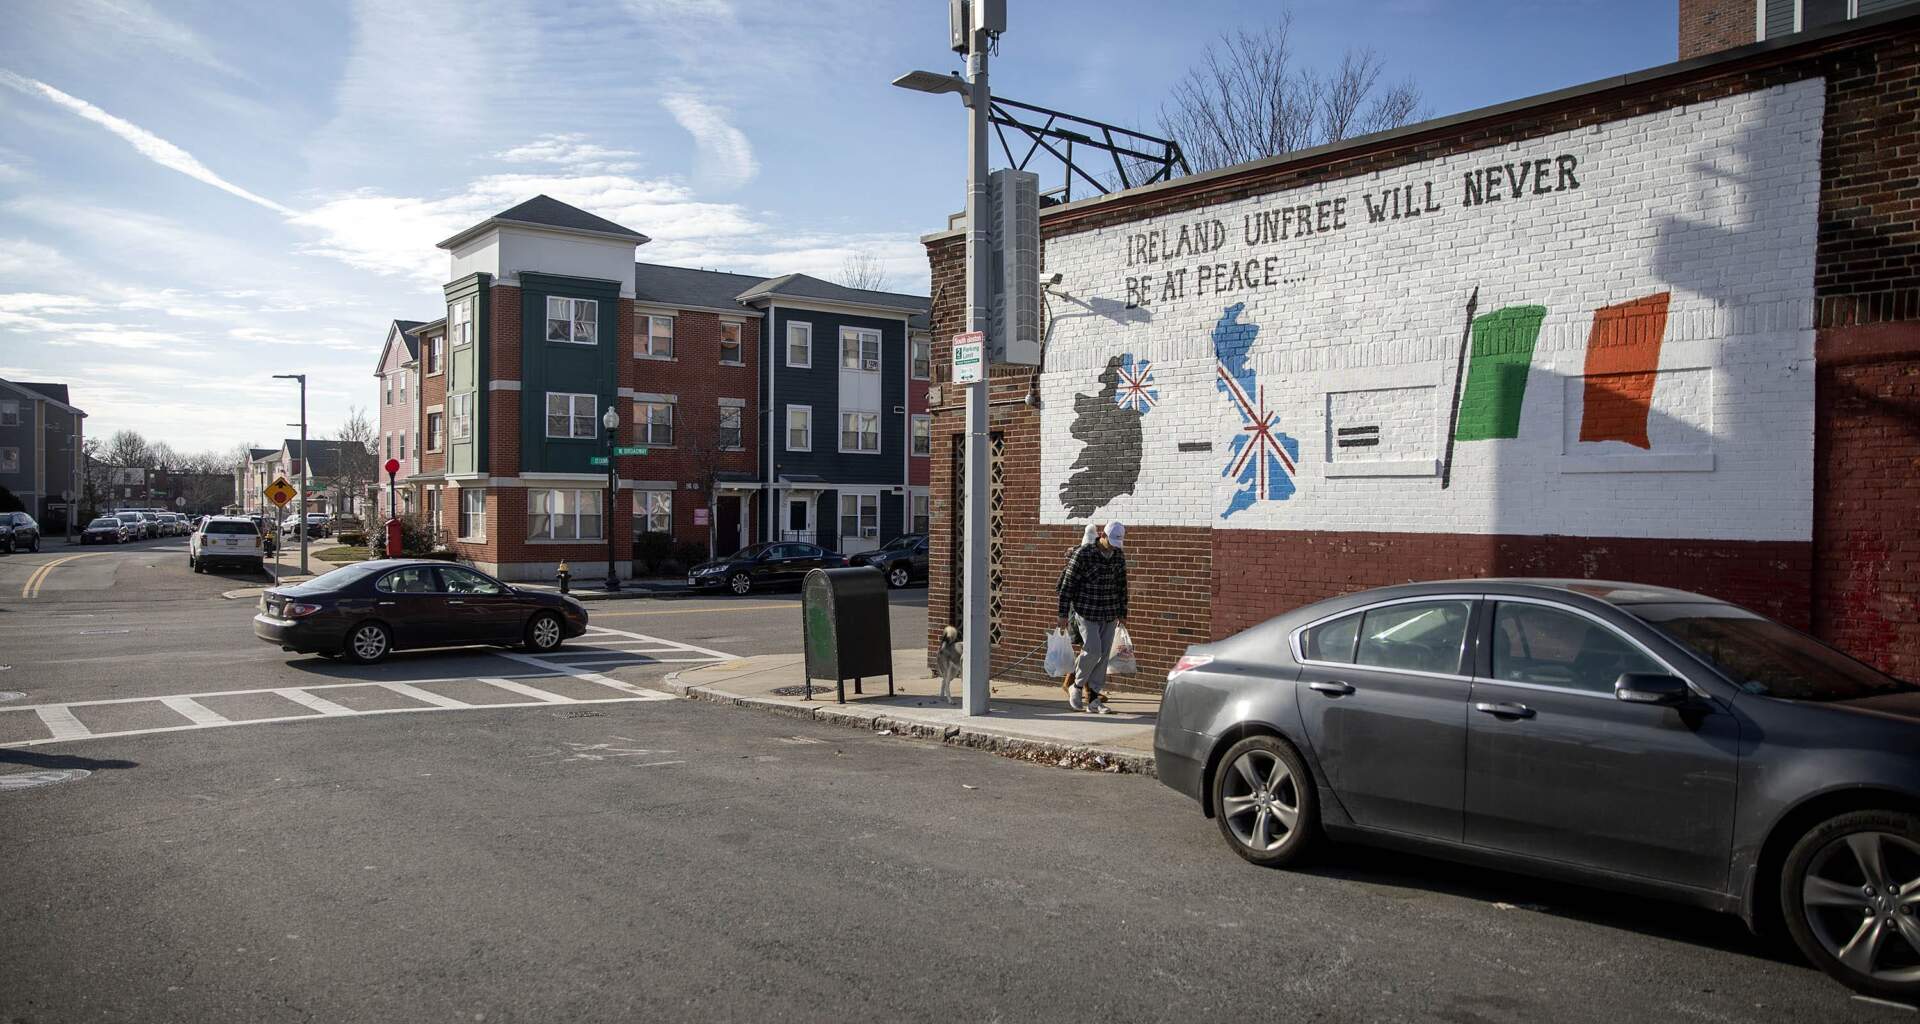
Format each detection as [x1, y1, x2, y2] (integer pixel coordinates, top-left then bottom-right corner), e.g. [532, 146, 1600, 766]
[849, 533, 929, 588]
[0, 511, 41, 553]
[191, 516, 264, 573]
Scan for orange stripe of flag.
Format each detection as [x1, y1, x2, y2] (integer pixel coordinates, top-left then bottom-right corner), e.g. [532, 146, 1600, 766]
[1579, 292, 1671, 449]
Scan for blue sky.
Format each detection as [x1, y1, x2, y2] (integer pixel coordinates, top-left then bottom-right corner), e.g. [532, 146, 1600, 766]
[0, 0, 1676, 454]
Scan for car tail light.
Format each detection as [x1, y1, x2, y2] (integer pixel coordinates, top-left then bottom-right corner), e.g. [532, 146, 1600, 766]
[1168, 653, 1214, 680]
[285, 602, 323, 618]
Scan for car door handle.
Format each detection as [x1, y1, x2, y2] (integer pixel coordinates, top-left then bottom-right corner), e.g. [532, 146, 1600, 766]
[377, 601, 396, 607]
[1308, 681, 1356, 696]
[447, 600, 466, 605]
[1474, 701, 1535, 719]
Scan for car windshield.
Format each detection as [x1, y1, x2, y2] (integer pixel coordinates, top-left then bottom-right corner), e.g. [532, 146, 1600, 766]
[116, 513, 140, 521]
[88, 518, 118, 528]
[1630, 602, 1915, 702]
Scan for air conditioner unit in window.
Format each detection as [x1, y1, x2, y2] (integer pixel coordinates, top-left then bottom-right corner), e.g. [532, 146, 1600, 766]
[863, 358, 881, 371]
[862, 528, 879, 538]
[892, 405, 905, 414]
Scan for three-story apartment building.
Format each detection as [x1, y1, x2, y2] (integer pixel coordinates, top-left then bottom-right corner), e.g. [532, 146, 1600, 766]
[0, 378, 86, 529]
[374, 319, 423, 516]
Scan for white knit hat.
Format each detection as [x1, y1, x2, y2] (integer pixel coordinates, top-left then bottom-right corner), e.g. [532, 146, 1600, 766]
[1104, 521, 1126, 549]
[1080, 523, 1099, 545]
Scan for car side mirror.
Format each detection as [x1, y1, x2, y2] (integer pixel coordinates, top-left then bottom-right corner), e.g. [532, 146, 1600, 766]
[1615, 673, 1693, 706]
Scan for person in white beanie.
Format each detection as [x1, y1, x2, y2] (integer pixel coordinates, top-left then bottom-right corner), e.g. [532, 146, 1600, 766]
[1056, 519, 1129, 713]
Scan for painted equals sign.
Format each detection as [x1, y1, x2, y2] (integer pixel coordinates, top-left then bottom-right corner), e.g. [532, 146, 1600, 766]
[1336, 426, 1380, 449]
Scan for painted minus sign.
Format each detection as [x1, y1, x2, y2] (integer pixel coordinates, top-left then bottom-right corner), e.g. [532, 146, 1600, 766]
[1177, 441, 1213, 452]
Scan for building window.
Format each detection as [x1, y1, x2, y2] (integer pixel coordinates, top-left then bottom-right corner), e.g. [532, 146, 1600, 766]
[637, 400, 675, 446]
[424, 487, 441, 532]
[912, 494, 930, 534]
[786, 322, 811, 367]
[398, 371, 407, 405]
[450, 300, 472, 347]
[426, 411, 444, 452]
[0, 447, 16, 473]
[547, 296, 598, 346]
[0, 400, 17, 426]
[840, 327, 882, 370]
[427, 333, 443, 374]
[546, 392, 598, 440]
[529, 488, 602, 541]
[398, 430, 407, 460]
[384, 435, 393, 459]
[450, 393, 473, 441]
[786, 405, 812, 451]
[459, 488, 485, 540]
[636, 490, 672, 533]
[719, 321, 743, 364]
[718, 403, 744, 450]
[840, 493, 879, 540]
[641, 314, 674, 358]
[1801, 0, 1851, 32]
[840, 411, 880, 453]
[911, 334, 930, 380]
[384, 376, 392, 405]
[911, 414, 931, 457]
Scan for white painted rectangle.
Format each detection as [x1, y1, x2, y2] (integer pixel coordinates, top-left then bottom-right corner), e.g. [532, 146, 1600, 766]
[160, 696, 229, 726]
[34, 705, 89, 740]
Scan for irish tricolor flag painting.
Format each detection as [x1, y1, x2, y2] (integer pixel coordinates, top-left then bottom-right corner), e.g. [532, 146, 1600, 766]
[1578, 292, 1672, 449]
[1453, 304, 1549, 441]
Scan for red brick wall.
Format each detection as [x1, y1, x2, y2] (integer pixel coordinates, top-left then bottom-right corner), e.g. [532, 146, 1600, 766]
[925, 22, 1920, 685]
[1680, 0, 1757, 60]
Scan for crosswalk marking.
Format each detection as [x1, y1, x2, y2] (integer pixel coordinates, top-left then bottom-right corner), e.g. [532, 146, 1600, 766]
[34, 705, 89, 740]
[159, 696, 228, 726]
[379, 682, 470, 709]
[480, 678, 573, 703]
[274, 688, 355, 716]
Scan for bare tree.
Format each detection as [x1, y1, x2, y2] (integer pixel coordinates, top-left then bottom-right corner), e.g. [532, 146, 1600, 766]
[102, 429, 153, 469]
[1157, 13, 1426, 174]
[329, 407, 378, 518]
[836, 252, 891, 292]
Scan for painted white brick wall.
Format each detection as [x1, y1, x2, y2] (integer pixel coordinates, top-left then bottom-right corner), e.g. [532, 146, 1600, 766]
[1038, 80, 1823, 542]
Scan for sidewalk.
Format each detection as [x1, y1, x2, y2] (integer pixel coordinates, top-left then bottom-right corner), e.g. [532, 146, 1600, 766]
[659, 648, 1162, 775]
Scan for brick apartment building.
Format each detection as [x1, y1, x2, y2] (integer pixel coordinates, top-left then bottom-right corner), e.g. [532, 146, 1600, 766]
[1680, 0, 1915, 58]
[374, 318, 424, 517]
[921, 8, 1920, 684]
[385, 196, 929, 580]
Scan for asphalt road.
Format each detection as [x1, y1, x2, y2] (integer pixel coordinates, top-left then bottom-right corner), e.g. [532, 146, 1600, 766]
[0, 540, 1909, 1022]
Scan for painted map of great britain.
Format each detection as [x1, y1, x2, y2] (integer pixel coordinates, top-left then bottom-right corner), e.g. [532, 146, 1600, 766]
[1213, 303, 1299, 517]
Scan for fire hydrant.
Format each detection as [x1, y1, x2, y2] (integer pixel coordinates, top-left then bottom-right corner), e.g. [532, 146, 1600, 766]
[556, 560, 572, 595]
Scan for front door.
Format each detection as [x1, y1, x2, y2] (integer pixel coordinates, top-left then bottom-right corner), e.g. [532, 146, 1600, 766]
[716, 495, 743, 556]
[1463, 599, 1737, 890]
[785, 496, 812, 543]
[436, 565, 523, 644]
[1294, 598, 1476, 841]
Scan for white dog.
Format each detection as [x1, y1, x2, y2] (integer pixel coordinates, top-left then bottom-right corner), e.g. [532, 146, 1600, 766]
[936, 625, 963, 705]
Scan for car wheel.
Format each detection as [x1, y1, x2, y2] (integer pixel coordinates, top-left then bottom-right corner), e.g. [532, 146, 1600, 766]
[729, 572, 752, 596]
[1211, 734, 1319, 868]
[1782, 809, 1920, 1000]
[1, 537, 10, 554]
[344, 621, 392, 665]
[524, 612, 564, 653]
[888, 565, 910, 589]
[29, 536, 39, 552]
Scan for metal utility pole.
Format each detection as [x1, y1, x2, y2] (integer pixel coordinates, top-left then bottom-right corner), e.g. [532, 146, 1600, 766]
[274, 373, 309, 574]
[959, 22, 992, 716]
[602, 406, 621, 592]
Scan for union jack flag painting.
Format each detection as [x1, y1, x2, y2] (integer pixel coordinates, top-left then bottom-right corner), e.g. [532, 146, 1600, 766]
[1211, 303, 1300, 518]
[1114, 354, 1158, 414]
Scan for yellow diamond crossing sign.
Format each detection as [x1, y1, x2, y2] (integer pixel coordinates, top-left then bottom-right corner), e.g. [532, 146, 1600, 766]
[264, 476, 297, 507]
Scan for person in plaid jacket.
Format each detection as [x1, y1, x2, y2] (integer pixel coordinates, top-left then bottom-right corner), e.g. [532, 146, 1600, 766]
[1056, 521, 1128, 713]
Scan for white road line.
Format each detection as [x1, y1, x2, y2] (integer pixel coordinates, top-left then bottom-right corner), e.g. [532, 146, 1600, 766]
[497, 652, 675, 700]
[480, 678, 574, 703]
[580, 625, 736, 661]
[274, 688, 355, 716]
[560, 657, 727, 667]
[159, 696, 229, 726]
[0, 672, 562, 713]
[379, 682, 471, 709]
[34, 705, 90, 740]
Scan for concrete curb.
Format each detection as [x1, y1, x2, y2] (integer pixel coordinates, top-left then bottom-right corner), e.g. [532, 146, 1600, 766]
[657, 670, 1156, 777]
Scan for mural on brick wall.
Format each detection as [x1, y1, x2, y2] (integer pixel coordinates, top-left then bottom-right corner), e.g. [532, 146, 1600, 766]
[1038, 80, 1824, 543]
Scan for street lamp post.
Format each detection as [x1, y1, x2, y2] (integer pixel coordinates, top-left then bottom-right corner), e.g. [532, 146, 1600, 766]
[602, 405, 620, 592]
[274, 373, 309, 575]
[894, 20, 995, 715]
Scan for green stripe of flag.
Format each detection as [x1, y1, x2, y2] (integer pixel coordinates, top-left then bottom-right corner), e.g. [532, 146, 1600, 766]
[1454, 305, 1547, 441]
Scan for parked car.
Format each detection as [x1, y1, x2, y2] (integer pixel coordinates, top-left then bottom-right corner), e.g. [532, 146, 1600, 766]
[848, 533, 928, 589]
[190, 516, 264, 573]
[1156, 578, 1920, 999]
[305, 513, 331, 538]
[280, 513, 331, 539]
[155, 512, 181, 536]
[686, 542, 848, 595]
[0, 512, 41, 553]
[137, 511, 161, 537]
[81, 516, 129, 545]
[114, 511, 150, 539]
[252, 559, 587, 664]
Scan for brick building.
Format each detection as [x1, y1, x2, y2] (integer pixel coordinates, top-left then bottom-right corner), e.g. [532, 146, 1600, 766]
[921, 10, 1920, 684]
[1680, 0, 1915, 59]
[391, 196, 929, 580]
[373, 318, 424, 516]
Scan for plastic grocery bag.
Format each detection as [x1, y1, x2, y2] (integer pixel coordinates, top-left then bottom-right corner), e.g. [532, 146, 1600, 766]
[1044, 629, 1075, 677]
[1108, 625, 1139, 676]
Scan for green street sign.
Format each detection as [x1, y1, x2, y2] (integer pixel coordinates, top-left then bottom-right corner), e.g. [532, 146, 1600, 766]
[589, 456, 609, 467]
[613, 445, 649, 456]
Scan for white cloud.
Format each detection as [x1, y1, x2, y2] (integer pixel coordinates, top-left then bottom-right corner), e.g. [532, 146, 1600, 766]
[0, 70, 296, 215]
[30, 0, 239, 77]
[623, 0, 735, 19]
[494, 133, 643, 174]
[662, 94, 758, 190]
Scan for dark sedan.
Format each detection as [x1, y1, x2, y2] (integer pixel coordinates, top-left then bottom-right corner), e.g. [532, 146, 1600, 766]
[0, 512, 41, 553]
[253, 559, 587, 664]
[80, 517, 129, 544]
[848, 533, 928, 589]
[686, 542, 846, 595]
[1156, 579, 1920, 999]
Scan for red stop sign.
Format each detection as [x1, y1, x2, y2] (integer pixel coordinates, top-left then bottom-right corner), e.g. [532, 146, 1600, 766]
[384, 458, 400, 476]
